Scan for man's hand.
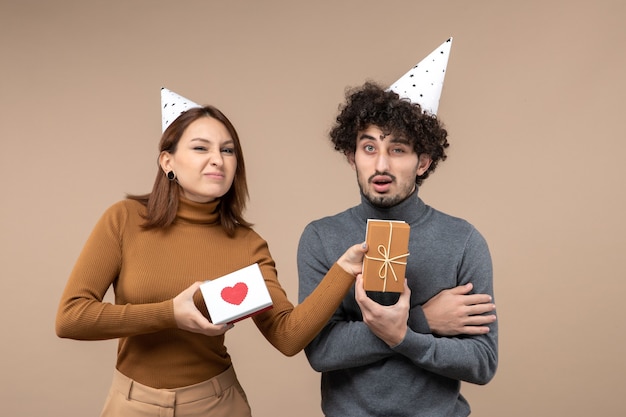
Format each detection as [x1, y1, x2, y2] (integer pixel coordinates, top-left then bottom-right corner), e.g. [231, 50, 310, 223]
[355, 274, 411, 347]
[422, 283, 496, 336]
[173, 282, 234, 336]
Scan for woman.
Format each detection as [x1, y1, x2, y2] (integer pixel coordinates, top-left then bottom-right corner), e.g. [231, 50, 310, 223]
[55, 103, 366, 417]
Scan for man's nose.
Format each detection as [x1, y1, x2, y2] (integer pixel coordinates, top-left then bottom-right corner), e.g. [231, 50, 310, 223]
[375, 154, 390, 172]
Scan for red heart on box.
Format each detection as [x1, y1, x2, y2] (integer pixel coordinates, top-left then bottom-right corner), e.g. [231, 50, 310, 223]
[221, 282, 248, 305]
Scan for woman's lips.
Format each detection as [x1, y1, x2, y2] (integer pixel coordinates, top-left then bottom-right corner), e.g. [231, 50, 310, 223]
[204, 172, 224, 180]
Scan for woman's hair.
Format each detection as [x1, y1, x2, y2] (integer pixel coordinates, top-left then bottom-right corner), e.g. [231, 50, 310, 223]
[329, 81, 449, 186]
[128, 106, 251, 236]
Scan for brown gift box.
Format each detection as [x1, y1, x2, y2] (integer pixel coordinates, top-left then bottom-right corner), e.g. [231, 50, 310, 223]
[363, 219, 410, 293]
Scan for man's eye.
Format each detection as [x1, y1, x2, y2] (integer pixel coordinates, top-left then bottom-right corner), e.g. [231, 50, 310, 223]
[364, 145, 375, 152]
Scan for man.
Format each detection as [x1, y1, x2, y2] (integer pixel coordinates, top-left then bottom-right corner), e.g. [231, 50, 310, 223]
[297, 81, 498, 416]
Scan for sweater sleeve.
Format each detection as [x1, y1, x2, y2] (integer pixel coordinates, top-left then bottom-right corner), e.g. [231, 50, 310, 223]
[392, 228, 498, 384]
[55, 202, 177, 340]
[298, 222, 395, 371]
[248, 230, 356, 357]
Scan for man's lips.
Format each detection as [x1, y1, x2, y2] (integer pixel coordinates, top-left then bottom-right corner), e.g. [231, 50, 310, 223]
[370, 175, 393, 193]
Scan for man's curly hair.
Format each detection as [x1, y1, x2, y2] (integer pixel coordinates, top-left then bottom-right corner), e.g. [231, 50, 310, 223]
[330, 81, 449, 186]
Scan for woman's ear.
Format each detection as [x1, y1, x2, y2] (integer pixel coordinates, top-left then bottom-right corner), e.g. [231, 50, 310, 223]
[416, 154, 432, 176]
[159, 151, 173, 174]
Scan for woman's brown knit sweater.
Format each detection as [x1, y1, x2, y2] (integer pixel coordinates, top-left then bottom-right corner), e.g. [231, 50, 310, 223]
[56, 197, 354, 389]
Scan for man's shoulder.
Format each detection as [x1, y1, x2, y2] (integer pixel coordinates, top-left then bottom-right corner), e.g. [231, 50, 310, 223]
[299, 205, 365, 250]
[412, 203, 483, 243]
[426, 203, 472, 226]
[305, 206, 358, 231]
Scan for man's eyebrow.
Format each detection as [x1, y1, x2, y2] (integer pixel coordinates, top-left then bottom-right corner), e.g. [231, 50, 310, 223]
[357, 133, 378, 141]
[357, 132, 411, 145]
[390, 136, 411, 145]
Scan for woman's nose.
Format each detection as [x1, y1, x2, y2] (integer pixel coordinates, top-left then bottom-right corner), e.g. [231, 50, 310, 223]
[209, 151, 223, 166]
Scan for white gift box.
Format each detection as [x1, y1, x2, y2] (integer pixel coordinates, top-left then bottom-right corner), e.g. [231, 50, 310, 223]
[200, 263, 273, 325]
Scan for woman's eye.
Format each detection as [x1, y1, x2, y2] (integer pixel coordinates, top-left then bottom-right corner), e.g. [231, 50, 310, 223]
[193, 146, 207, 151]
[221, 147, 235, 154]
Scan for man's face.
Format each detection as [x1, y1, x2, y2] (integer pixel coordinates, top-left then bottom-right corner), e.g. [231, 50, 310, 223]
[348, 125, 431, 208]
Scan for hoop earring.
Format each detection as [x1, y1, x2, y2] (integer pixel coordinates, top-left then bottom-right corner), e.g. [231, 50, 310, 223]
[167, 171, 176, 181]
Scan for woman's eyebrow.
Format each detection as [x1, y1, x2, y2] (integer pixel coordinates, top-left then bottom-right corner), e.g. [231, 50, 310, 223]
[190, 138, 234, 145]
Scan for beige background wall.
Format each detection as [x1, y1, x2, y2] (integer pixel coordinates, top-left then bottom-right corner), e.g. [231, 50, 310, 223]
[2, 1, 625, 416]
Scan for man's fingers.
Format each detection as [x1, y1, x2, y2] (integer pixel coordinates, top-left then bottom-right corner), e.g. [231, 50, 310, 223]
[355, 274, 365, 297]
[354, 274, 372, 307]
[448, 282, 473, 295]
[459, 326, 491, 335]
[460, 293, 493, 306]
[466, 303, 496, 315]
[400, 279, 411, 298]
[448, 285, 494, 308]
[464, 314, 497, 326]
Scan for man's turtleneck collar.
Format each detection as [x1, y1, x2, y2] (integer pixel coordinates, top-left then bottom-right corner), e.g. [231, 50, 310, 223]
[355, 188, 427, 225]
[176, 196, 221, 225]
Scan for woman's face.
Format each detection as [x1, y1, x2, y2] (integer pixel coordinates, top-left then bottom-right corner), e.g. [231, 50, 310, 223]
[160, 117, 237, 203]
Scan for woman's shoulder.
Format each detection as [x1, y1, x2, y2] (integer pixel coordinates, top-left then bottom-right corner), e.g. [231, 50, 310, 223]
[95, 198, 146, 225]
[105, 198, 145, 213]
[233, 224, 265, 241]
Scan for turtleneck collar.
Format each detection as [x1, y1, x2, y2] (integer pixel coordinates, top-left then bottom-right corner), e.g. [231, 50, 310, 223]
[176, 196, 221, 225]
[354, 188, 427, 225]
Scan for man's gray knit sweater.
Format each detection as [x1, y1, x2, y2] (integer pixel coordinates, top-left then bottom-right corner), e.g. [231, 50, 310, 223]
[297, 190, 498, 417]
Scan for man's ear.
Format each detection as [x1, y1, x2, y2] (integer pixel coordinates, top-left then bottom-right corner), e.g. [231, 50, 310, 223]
[417, 154, 432, 176]
[159, 151, 173, 174]
[346, 151, 356, 169]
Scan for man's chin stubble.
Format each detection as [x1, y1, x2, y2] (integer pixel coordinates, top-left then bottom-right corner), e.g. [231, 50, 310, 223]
[366, 194, 401, 208]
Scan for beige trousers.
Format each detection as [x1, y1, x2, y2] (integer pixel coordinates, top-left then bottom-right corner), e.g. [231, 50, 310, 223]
[100, 366, 252, 417]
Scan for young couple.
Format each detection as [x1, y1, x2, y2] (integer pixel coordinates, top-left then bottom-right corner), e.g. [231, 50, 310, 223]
[56, 80, 497, 417]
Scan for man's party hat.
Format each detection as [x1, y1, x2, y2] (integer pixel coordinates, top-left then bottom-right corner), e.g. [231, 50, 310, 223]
[161, 87, 201, 132]
[388, 38, 453, 115]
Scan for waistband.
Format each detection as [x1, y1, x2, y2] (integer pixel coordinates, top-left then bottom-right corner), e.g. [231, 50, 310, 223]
[111, 366, 239, 408]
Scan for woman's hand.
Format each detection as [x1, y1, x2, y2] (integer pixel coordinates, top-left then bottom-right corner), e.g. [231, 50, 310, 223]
[336, 242, 368, 277]
[173, 282, 234, 336]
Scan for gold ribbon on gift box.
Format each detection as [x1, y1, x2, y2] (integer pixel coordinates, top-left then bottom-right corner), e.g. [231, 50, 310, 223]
[364, 222, 410, 292]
